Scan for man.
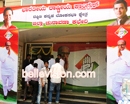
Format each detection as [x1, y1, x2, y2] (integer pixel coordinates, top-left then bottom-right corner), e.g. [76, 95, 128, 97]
[34, 54, 44, 71]
[48, 58, 66, 104]
[27, 63, 39, 104]
[0, 41, 16, 99]
[58, 46, 70, 70]
[108, 0, 130, 26]
[22, 54, 31, 70]
[107, 39, 130, 103]
[23, 60, 34, 101]
[57, 54, 65, 67]
[48, 55, 55, 69]
[22, 54, 31, 90]
[37, 61, 49, 104]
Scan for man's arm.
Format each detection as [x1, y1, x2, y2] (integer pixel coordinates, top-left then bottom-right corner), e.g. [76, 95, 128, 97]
[61, 66, 66, 85]
[120, 50, 130, 66]
[107, 47, 120, 64]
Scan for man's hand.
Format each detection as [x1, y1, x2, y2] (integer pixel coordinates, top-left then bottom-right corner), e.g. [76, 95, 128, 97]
[118, 49, 122, 57]
[42, 83, 44, 87]
[8, 49, 10, 55]
[27, 83, 29, 87]
[64, 78, 66, 86]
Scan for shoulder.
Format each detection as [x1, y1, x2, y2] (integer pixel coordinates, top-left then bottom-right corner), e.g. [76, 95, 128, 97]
[108, 21, 117, 26]
[34, 59, 38, 62]
[9, 25, 17, 29]
[41, 67, 46, 70]
[124, 18, 130, 24]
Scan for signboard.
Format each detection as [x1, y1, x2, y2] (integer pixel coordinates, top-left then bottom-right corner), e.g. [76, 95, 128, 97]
[107, 26, 130, 104]
[0, 29, 18, 103]
[53, 43, 106, 93]
[0, 0, 130, 28]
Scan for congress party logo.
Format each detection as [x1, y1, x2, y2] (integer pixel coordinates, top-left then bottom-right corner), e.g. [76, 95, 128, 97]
[75, 54, 99, 71]
[115, 26, 128, 38]
[4, 31, 13, 40]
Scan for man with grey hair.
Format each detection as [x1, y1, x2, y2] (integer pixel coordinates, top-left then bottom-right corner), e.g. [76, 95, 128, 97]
[34, 54, 44, 71]
[107, 39, 130, 103]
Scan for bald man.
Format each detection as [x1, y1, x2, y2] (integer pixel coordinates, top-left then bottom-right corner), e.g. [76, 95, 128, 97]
[0, 41, 16, 99]
[107, 39, 130, 103]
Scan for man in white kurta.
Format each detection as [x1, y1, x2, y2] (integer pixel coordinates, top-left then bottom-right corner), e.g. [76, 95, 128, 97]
[107, 39, 130, 103]
[34, 54, 44, 71]
[0, 41, 17, 99]
[48, 55, 55, 69]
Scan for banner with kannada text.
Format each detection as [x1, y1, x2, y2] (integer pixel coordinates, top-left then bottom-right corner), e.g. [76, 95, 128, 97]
[0, 0, 130, 28]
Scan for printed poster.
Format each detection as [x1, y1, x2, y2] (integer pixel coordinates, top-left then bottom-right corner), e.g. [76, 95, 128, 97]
[0, 0, 130, 28]
[0, 29, 18, 103]
[53, 43, 106, 93]
[107, 26, 130, 104]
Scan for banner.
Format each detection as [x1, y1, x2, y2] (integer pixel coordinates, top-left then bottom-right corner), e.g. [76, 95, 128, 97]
[0, 29, 18, 103]
[53, 43, 106, 93]
[0, 0, 130, 28]
[107, 26, 130, 104]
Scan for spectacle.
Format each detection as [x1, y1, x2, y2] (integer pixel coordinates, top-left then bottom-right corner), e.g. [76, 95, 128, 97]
[118, 44, 126, 46]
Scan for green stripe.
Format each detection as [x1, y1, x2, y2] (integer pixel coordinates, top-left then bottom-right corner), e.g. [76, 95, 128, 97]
[0, 19, 114, 29]
[62, 83, 106, 94]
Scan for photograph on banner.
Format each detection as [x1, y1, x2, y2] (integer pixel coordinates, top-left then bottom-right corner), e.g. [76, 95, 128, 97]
[108, 0, 130, 26]
[0, 29, 18, 103]
[0, 0, 130, 28]
[107, 25, 130, 104]
[0, 7, 17, 29]
[53, 43, 106, 93]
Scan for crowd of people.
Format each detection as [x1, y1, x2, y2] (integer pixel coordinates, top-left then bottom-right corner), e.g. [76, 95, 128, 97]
[22, 54, 66, 104]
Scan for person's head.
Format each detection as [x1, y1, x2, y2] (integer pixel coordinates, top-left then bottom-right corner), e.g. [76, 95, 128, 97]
[44, 61, 49, 68]
[57, 54, 62, 59]
[26, 54, 31, 60]
[37, 54, 42, 59]
[50, 55, 54, 58]
[33, 63, 38, 68]
[5, 41, 11, 50]
[117, 39, 126, 51]
[30, 60, 34, 65]
[58, 46, 70, 59]
[113, 0, 128, 19]
[3, 7, 13, 25]
[55, 58, 60, 63]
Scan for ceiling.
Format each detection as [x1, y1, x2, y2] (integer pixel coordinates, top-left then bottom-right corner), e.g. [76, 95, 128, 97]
[19, 26, 106, 43]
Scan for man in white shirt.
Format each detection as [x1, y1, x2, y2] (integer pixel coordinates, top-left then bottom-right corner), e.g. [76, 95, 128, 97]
[48, 58, 66, 104]
[27, 63, 39, 104]
[23, 60, 34, 101]
[107, 39, 130, 103]
[48, 55, 55, 69]
[0, 41, 17, 99]
[57, 54, 65, 92]
[34, 54, 44, 71]
[57, 54, 65, 67]
[37, 61, 49, 104]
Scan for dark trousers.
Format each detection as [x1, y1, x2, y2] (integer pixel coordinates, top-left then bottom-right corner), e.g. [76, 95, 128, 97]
[23, 82, 28, 99]
[30, 80, 38, 104]
[24, 81, 33, 99]
[22, 78, 25, 90]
